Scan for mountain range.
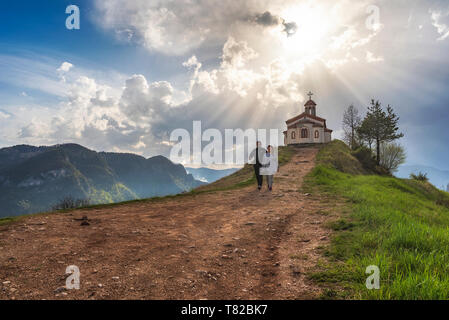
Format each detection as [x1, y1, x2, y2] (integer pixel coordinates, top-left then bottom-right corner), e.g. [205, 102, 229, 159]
[0, 144, 204, 217]
[396, 165, 449, 191]
[185, 167, 240, 183]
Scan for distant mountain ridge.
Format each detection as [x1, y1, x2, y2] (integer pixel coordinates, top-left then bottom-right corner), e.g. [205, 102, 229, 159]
[185, 167, 240, 183]
[0, 143, 204, 217]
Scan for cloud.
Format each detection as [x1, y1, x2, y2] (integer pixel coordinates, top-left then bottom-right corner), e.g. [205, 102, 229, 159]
[253, 11, 298, 37]
[57, 62, 74, 72]
[0, 55, 70, 97]
[254, 11, 282, 27]
[120, 74, 174, 122]
[94, 0, 238, 55]
[0, 110, 11, 120]
[430, 9, 449, 41]
[18, 120, 51, 138]
[93, 0, 308, 55]
[366, 51, 384, 63]
[92, 0, 385, 77]
[221, 37, 258, 68]
[282, 21, 298, 37]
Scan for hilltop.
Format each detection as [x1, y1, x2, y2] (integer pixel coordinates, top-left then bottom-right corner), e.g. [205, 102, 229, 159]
[1, 140, 449, 300]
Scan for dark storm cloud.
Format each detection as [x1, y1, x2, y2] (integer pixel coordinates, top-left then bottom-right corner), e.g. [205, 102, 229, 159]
[255, 11, 281, 26]
[282, 21, 298, 37]
[253, 11, 298, 37]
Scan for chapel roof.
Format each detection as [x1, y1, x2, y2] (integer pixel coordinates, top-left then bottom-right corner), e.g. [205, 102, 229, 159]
[304, 99, 317, 107]
[286, 112, 326, 125]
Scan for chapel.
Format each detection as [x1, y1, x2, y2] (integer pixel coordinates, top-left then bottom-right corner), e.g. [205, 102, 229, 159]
[283, 92, 333, 145]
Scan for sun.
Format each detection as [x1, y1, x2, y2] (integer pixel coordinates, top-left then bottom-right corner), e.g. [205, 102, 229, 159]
[280, 4, 335, 64]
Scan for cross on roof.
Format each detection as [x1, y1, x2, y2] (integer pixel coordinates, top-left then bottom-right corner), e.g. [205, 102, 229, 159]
[307, 91, 314, 100]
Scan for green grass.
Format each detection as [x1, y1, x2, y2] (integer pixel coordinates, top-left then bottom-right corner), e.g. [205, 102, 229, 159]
[0, 210, 57, 226]
[0, 216, 19, 226]
[307, 140, 449, 299]
[314, 140, 366, 175]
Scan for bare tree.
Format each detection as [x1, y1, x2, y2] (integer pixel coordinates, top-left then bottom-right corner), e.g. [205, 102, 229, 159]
[342, 105, 362, 150]
[380, 142, 406, 173]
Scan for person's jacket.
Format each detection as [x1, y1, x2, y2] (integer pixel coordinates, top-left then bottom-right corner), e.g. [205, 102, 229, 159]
[260, 151, 278, 176]
[249, 147, 266, 166]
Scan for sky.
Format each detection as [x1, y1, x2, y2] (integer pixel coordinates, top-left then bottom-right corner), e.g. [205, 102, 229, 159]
[0, 0, 448, 169]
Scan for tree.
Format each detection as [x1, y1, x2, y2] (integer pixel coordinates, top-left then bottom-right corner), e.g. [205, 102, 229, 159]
[342, 105, 362, 150]
[357, 113, 375, 151]
[379, 142, 406, 173]
[358, 100, 404, 164]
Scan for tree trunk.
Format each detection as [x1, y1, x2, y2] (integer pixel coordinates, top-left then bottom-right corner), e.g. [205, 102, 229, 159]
[351, 127, 355, 150]
[376, 138, 380, 165]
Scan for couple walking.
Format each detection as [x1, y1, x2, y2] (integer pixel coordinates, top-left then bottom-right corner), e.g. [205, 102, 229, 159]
[250, 141, 279, 191]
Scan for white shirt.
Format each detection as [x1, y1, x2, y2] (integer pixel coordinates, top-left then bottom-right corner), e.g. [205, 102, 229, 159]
[260, 152, 278, 176]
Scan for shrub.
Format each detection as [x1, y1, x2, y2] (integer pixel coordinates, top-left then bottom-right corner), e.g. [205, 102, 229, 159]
[380, 142, 406, 173]
[410, 172, 429, 182]
[352, 146, 377, 172]
[52, 196, 90, 211]
[436, 193, 449, 209]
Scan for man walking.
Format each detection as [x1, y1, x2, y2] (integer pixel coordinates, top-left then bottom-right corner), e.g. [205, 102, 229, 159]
[249, 141, 266, 191]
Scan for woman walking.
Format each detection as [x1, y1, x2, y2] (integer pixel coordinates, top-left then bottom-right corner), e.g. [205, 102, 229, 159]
[260, 145, 279, 191]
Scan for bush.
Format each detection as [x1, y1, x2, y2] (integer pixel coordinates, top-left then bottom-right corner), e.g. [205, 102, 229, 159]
[436, 193, 449, 209]
[352, 146, 377, 172]
[410, 172, 429, 182]
[52, 196, 90, 211]
[380, 142, 406, 173]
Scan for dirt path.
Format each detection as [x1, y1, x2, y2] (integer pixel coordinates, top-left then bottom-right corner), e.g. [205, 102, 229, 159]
[0, 146, 333, 300]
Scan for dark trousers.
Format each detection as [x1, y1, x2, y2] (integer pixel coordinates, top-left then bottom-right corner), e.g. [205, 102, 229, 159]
[266, 175, 274, 188]
[254, 165, 263, 187]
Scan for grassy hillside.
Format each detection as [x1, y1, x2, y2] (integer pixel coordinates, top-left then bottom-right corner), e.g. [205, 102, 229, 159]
[307, 140, 449, 299]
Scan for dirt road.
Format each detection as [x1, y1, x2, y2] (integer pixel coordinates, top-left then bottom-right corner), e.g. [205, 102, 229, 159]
[0, 146, 333, 300]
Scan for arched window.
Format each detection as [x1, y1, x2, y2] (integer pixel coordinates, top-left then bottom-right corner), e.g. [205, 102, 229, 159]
[291, 131, 296, 139]
[301, 128, 308, 139]
[315, 130, 319, 139]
